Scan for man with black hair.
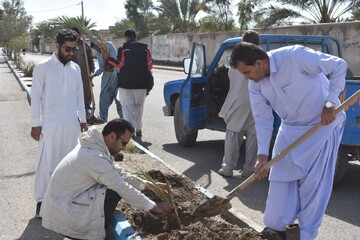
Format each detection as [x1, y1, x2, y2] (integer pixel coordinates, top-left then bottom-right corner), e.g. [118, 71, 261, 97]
[110, 29, 153, 137]
[41, 118, 173, 240]
[31, 29, 88, 218]
[72, 27, 104, 125]
[230, 40, 347, 239]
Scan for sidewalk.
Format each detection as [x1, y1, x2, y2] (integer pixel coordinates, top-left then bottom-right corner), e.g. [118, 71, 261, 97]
[0, 55, 65, 239]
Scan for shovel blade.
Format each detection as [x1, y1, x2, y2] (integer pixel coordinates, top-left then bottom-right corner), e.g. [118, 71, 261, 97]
[192, 195, 232, 218]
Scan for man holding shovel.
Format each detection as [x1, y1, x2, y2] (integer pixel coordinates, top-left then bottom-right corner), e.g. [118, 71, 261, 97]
[230, 43, 347, 240]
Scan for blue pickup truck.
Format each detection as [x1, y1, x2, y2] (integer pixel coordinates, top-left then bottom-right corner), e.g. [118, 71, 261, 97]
[162, 34, 360, 184]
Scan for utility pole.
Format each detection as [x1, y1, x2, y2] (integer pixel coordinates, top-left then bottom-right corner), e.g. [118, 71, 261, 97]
[81, 1, 84, 21]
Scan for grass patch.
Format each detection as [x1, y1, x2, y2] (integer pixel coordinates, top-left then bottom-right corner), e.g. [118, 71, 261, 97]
[20, 61, 35, 77]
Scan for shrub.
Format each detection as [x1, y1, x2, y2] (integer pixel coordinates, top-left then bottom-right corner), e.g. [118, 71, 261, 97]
[21, 61, 36, 77]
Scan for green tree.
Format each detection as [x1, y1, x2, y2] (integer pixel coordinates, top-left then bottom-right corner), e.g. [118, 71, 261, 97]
[199, 15, 225, 32]
[125, 0, 153, 38]
[252, 0, 360, 28]
[9, 33, 27, 67]
[146, 12, 172, 35]
[201, 0, 235, 31]
[351, 4, 360, 20]
[0, 0, 32, 55]
[109, 19, 135, 38]
[237, 0, 259, 30]
[156, 0, 202, 33]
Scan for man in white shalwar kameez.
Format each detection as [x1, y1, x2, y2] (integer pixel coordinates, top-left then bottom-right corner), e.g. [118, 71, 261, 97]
[30, 29, 88, 217]
[218, 30, 258, 178]
[230, 43, 347, 240]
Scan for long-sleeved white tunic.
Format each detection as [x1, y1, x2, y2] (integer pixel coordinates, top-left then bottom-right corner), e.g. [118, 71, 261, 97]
[248, 45, 347, 181]
[31, 53, 86, 200]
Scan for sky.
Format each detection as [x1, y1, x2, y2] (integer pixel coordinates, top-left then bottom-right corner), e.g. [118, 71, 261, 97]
[23, 0, 213, 30]
[23, 0, 127, 30]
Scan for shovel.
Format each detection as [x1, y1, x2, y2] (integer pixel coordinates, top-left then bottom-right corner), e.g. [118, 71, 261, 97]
[193, 90, 360, 219]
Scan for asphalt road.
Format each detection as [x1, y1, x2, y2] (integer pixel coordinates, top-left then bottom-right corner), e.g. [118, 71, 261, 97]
[20, 53, 360, 239]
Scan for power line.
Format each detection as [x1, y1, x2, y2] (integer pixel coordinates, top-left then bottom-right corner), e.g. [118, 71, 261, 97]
[27, 3, 81, 14]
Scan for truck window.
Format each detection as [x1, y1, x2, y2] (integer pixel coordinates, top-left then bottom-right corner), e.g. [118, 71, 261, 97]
[217, 46, 233, 68]
[191, 45, 205, 77]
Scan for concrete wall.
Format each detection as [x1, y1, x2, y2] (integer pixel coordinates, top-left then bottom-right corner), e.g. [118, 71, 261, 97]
[149, 21, 360, 75]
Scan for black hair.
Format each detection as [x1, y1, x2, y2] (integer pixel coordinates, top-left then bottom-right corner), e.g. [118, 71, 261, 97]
[124, 29, 136, 40]
[90, 41, 97, 49]
[56, 29, 77, 45]
[102, 118, 135, 138]
[71, 27, 80, 35]
[230, 42, 268, 68]
[242, 30, 259, 46]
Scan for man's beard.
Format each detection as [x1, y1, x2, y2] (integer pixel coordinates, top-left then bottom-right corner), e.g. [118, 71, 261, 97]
[57, 49, 72, 65]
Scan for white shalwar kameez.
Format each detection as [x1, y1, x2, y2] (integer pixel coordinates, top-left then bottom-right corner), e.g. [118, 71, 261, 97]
[218, 67, 257, 174]
[117, 87, 146, 132]
[31, 53, 86, 202]
[248, 45, 347, 240]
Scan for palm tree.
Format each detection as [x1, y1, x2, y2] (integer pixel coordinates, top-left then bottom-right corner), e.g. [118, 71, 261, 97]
[246, 0, 360, 28]
[125, 0, 153, 38]
[237, 0, 259, 30]
[156, 0, 202, 33]
[201, 0, 235, 31]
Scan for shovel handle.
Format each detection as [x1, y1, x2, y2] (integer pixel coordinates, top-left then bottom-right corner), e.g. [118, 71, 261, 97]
[226, 90, 360, 200]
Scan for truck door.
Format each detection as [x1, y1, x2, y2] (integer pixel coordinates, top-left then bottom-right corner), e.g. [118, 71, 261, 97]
[179, 43, 207, 132]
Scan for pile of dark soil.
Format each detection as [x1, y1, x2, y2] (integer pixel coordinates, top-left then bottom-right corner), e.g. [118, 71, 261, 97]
[117, 170, 272, 240]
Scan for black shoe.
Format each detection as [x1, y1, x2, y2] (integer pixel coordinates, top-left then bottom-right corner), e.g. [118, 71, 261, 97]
[35, 202, 42, 219]
[261, 227, 286, 240]
[136, 130, 142, 137]
[87, 115, 105, 125]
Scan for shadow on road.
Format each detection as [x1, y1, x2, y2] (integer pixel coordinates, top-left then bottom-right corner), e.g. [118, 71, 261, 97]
[327, 161, 360, 227]
[162, 139, 224, 185]
[16, 217, 65, 240]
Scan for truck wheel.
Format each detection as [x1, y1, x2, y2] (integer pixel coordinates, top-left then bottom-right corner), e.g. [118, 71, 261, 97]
[333, 145, 349, 185]
[174, 99, 198, 147]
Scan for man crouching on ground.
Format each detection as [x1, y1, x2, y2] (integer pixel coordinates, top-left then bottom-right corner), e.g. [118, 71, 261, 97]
[41, 118, 173, 239]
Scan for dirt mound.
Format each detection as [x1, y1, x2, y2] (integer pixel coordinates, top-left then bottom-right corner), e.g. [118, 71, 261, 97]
[117, 170, 272, 240]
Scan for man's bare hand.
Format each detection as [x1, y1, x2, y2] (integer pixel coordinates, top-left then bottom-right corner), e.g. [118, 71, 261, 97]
[254, 154, 269, 180]
[31, 126, 42, 141]
[321, 107, 336, 125]
[89, 73, 96, 80]
[80, 123, 88, 132]
[151, 202, 174, 215]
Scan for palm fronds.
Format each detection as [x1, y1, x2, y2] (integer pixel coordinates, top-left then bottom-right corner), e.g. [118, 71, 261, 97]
[49, 15, 107, 51]
[135, 167, 172, 202]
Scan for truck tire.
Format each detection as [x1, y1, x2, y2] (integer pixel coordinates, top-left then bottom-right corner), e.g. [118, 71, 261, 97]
[333, 145, 349, 185]
[174, 98, 198, 147]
